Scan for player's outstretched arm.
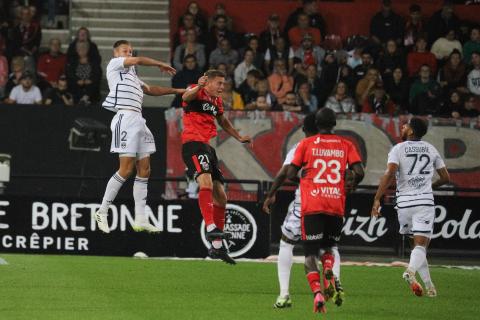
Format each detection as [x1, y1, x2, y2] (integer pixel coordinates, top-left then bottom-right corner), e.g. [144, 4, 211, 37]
[143, 85, 186, 97]
[263, 165, 290, 214]
[432, 167, 450, 189]
[123, 57, 176, 75]
[371, 163, 398, 217]
[216, 114, 251, 143]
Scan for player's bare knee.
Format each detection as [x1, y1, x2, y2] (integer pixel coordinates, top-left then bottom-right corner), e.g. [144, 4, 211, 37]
[196, 173, 213, 189]
[304, 255, 319, 274]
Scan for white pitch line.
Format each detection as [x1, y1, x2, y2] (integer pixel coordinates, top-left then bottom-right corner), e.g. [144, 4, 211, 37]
[0, 257, 8, 265]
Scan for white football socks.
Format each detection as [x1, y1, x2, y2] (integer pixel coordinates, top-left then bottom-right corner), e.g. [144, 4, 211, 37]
[278, 240, 295, 297]
[133, 176, 149, 221]
[332, 246, 341, 281]
[100, 172, 126, 213]
[417, 258, 433, 288]
[408, 245, 427, 273]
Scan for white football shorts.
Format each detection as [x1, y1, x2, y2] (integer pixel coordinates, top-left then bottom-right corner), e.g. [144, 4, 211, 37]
[397, 205, 435, 237]
[281, 190, 302, 242]
[110, 110, 156, 155]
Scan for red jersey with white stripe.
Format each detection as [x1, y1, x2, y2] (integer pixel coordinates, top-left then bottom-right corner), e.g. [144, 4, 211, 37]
[181, 85, 224, 144]
[291, 134, 362, 217]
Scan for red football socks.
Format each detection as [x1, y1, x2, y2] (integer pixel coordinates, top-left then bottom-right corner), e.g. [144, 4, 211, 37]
[198, 188, 215, 226]
[321, 252, 334, 271]
[213, 204, 226, 230]
[307, 271, 322, 294]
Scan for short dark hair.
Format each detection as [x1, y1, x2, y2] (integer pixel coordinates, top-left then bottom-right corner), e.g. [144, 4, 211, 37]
[204, 69, 226, 79]
[215, 14, 227, 22]
[113, 40, 130, 48]
[183, 54, 197, 62]
[316, 107, 336, 130]
[409, 117, 428, 139]
[303, 113, 318, 135]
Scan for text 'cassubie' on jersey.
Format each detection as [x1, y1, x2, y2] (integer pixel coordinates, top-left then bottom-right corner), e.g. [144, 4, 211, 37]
[102, 57, 145, 112]
[181, 84, 224, 144]
[387, 140, 445, 209]
[291, 134, 362, 217]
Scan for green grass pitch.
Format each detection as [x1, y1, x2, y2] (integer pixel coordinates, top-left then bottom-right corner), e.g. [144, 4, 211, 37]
[0, 254, 479, 320]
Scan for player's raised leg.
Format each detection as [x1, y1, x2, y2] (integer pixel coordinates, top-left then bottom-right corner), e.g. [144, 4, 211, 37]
[132, 154, 160, 232]
[403, 234, 429, 297]
[304, 245, 326, 313]
[95, 156, 133, 233]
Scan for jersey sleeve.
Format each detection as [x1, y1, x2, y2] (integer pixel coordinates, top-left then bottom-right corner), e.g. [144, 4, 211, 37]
[387, 145, 400, 165]
[108, 57, 126, 71]
[291, 140, 306, 168]
[347, 141, 362, 165]
[283, 144, 298, 166]
[181, 84, 197, 108]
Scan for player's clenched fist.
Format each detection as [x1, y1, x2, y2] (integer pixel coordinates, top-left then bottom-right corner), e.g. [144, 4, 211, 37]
[197, 75, 208, 87]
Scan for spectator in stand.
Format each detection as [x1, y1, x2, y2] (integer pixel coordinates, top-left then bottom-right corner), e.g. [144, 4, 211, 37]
[407, 36, 437, 78]
[238, 69, 262, 108]
[209, 38, 239, 74]
[324, 81, 356, 114]
[234, 48, 257, 88]
[384, 67, 409, 112]
[338, 64, 356, 95]
[404, 4, 425, 50]
[347, 47, 363, 69]
[409, 64, 442, 111]
[441, 89, 464, 118]
[268, 58, 294, 104]
[463, 27, 480, 65]
[295, 64, 322, 102]
[171, 54, 202, 108]
[318, 51, 339, 106]
[288, 12, 321, 50]
[66, 41, 101, 106]
[0, 46, 7, 98]
[356, 67, 381, 106]
[256, 78, 276, 108]
[439, 49, 467, 94]
[178, 1, 208, 35]
[294, 33, 325, 74]
[9, 6, 41, 71]
[462, 95, 480, 117]
[221, 78, 244, 110]
[5, 56, 25, 95]
[431, 29, 463, 62]
[467, 51, 480, 97]
[173, 29, 205, 71]
[426, 1, 460, 46]
[4, 71, 42, 104]
[377, 39, 405, 78]
[44, 74, 74, 106]
[245, 35, 264, 70]
[254, 95, 273, 111]
[174, 13, 203, 48]
[216, 62, 233, 83]
[284, 0, 326, 38]
[259, 14, 284, 52]
[264, 36, 294, 75]
[353, 51, 374, 84]
[67, 27, 101, 66]
[206, 14, 236, 54]
[361, 84, 396, 115]
[280, 91, 302, 113]
[208, 3, 233, 31]
[370, 0, 404, 45]
[36, 38, 66, 88]
[297, 81, 318, 113]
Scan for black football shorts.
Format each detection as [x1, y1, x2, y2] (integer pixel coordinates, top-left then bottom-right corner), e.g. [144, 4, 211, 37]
[182, 141, 225, 183]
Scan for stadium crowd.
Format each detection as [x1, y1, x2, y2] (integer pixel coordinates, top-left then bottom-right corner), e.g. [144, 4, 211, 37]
[0, 0, 100, 106]
[0, 0, 479, 118]
[171, 0, 480, 118]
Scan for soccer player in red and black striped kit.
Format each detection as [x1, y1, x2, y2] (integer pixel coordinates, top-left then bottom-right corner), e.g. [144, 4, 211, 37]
[181, 70, 251, 264]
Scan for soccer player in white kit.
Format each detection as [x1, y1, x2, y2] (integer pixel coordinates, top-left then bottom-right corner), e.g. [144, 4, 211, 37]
[371, 117, 450, 297]
[263, 114, 344, 308]
[95, 40, 185, 233]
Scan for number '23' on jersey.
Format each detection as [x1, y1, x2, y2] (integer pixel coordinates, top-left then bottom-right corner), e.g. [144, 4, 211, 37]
[291, 134, 362, 217]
